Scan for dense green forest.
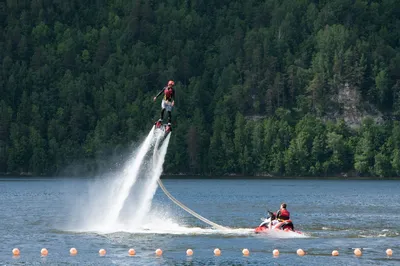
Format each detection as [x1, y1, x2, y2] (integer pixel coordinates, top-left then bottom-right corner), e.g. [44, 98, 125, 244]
[1, 0, 400, 177]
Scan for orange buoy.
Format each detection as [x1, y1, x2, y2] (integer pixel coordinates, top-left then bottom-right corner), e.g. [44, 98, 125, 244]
[332, 250, 339, 256]
[186, 249, 193, 256]
[273, 249, 279, 257]
[242, 248, 250, 256]
[386, 249, 393, 256]
[155, 249, 163, 256]
[12, 248, 20, 256]
[41, 248, 48, 256]
[354, 248, 362, 256]
[128, 249, 136, 256]
[214, 248, 221, 256]
[297, 249, 305, 256]
[70, 248, 77, 256]
[99, 249, 106, 256]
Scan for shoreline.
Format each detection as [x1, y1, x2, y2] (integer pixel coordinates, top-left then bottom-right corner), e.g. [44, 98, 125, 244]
[1, 173, 400, 180]
[161, 175, 400, 180]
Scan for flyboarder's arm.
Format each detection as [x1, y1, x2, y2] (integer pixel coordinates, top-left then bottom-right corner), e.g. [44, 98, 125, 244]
[171, 89, 175, 106]
[153, 88, 164, 102]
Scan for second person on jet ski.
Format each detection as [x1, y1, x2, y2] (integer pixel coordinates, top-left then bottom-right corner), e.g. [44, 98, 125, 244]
[275, 203, 290, 221]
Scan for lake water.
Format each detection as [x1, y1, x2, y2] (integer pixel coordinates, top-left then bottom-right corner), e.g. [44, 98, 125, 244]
[0, 178, 399, 265]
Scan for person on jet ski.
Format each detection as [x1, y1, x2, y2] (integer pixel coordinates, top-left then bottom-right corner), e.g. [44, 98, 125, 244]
[275, 203, 290, 221]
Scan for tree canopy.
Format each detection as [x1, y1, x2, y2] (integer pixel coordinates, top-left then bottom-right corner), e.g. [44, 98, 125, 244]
[1, 0, 399, 177]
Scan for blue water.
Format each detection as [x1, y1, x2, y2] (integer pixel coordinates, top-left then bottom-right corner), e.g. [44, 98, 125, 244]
[1, 178, 399, 265]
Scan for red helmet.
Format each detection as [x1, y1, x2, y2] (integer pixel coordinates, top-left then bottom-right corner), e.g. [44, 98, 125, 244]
[168, 80, 175, 86]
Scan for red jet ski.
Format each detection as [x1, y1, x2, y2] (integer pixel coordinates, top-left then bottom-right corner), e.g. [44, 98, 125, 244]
[255, 211, 303, 235]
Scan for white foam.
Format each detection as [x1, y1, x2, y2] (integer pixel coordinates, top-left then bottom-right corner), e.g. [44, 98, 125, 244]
[102, 127, 157, 228]
[256, 229, 310, 239]
[70, 127, 159, 232]
[128, 133, 171, 227]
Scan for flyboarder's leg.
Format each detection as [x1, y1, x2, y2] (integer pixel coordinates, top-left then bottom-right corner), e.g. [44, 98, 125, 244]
[155, 100, 166, 128]
[167, 111, 171, 124]
[160, 108, 165, 121]
[165, 103, 172, 132]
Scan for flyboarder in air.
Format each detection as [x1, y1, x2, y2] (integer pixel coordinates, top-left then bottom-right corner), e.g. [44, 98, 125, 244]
[153, 80, 175, 132]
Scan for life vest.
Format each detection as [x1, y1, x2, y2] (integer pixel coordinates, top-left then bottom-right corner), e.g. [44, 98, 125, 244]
[277, 209, 290, 220]
[164, 87, 174, 101]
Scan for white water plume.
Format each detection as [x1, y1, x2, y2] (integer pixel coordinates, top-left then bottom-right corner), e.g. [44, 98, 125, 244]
[102, 126, 157, 228]
[71, 126, 175, 233]
[129, 133, 171, 227]
[71, 127, 158, 232]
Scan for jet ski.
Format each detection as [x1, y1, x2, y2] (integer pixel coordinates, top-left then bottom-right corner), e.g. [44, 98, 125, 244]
[255, 211, 303, 235]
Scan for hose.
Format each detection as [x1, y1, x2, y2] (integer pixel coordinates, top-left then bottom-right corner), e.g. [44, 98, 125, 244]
[157, 178, 228, 230]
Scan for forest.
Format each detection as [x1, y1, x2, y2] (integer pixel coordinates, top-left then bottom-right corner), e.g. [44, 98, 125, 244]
[0, 0, 399, 177]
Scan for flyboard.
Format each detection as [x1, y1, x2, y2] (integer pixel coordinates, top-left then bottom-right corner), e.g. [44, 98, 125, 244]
[154, 120, 172, 135]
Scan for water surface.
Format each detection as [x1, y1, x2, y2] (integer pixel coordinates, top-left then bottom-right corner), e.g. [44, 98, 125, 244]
[0, 178, 399, 265]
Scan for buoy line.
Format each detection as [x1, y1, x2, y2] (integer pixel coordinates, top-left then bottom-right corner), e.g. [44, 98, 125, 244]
[11, 247, 396, 257]
[157, 179, 228, 230]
